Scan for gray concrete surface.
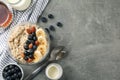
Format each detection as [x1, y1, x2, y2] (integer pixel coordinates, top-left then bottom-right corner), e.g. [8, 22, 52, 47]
[24, 0, 120, 80]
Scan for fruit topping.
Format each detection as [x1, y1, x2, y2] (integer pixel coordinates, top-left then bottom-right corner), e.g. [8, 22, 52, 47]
[29, 43, 33, 49]
[24, 44, 29, 50]
[33, 45, 37, 50]
[33, 36, 37, 41]
[35, 40, 39, 46]
[28, 34, 33, 40]
[26, 28, 32, 34]
[27, 58, 33, 62]
[24, 56, 29, 60]
[31, 26, 36, 32]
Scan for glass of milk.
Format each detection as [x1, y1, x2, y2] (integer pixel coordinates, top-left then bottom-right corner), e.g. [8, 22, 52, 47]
[6, 0, 31, 11]
[45, 63, 63, 80]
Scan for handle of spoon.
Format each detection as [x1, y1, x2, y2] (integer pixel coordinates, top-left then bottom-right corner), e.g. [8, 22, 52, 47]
[24, 61, 50, 80]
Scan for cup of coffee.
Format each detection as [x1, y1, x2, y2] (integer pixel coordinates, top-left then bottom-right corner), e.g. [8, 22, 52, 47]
[45, 63, 63, 80]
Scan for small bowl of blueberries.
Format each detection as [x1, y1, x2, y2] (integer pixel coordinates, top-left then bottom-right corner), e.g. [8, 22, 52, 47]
[2, 63, 24, 80]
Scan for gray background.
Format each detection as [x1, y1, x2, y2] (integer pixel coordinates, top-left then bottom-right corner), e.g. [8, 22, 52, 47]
[24, 0, 120, 80]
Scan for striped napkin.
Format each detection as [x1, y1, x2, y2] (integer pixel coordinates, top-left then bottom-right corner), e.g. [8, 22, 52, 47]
[0, 0, 49, 79]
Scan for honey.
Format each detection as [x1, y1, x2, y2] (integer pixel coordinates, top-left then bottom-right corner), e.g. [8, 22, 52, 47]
[0, 2, 13, 27]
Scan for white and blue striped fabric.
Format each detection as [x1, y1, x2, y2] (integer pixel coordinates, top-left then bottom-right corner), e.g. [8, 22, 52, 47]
[0, 0, 49, 79]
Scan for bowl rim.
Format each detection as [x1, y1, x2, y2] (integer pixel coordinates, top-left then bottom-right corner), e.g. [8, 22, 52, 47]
[8, 22, 51, 65]
[2, 63, 24, 80]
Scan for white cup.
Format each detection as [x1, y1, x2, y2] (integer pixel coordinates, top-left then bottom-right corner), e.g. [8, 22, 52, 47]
[45, 63, 63, 80]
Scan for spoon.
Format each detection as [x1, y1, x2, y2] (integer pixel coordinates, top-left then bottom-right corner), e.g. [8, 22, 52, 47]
[24, 46, 67, 80]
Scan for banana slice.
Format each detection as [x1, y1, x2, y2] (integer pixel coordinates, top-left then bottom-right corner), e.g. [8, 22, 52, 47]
[38, 36, 47, 46]
[37, 45, 47, 55]
[36, 28, 46, 37]
[33, 50, 42, 63]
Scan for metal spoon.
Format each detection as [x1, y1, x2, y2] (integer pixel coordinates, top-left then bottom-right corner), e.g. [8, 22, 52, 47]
[24, 46, 67, 80]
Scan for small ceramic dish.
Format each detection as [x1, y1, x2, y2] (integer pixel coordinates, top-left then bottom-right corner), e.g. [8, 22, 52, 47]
[2, 63, 24, 80]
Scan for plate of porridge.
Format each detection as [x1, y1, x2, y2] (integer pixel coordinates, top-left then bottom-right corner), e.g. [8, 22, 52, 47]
[8, 23, 50, 64]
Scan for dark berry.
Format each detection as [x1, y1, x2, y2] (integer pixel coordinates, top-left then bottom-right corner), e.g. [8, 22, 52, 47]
[4, 66, 9, 72]
[31, 32, 36, 36]
[33, 36, 37, 41]
[9, 65, 14, 69]
[24, 51, 29, 56]
[28, 34, 33, 40]
[11, 69, 15, 73]
[33, 45, 37, 50]
[18, 72, 22, 78]
[49, 34, 54, 40]
[3, 72, 8, 78]
[24, 56, 29, 60]
[48, 14, 54, 19]
[29, 54, 34, 59]
[30, 40, 35, 44]
[13, 73, 17, 78]
[24, 44, 29, 50]
[41, 17, 48, 23]
[15, 67, 20, 72]
[7, 70, 11, 74]
[25, 40, 31, 44]
[49, 25, 55, 31]
[57, 22, 63, 27]
[45, 28, 50, 34]
[6, 76, 11, 80]
[28, 49, 34, 54]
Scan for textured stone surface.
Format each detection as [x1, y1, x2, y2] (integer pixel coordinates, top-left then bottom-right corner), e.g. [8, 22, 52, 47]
[23, 0, 120, 80]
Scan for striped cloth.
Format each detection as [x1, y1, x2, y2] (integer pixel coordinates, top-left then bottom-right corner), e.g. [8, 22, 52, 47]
[0, 0, 49, 79]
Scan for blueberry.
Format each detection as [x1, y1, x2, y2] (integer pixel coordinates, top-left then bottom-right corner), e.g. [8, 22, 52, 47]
[24, 50, 29, 56]
[25, 40, 31, 44]
[15, 67, 20, 72]
[28, 34, 33, 40]
[33, 45, 37, 50]
[18, 72, 22, 78]
[41, 17, 48, 23]
[3, 72, 8, 78]
[33, 36, 37, 41]
[48, 14, 54, 19]
[6, 76, 11, 80]
[49, 34, 54, 40]
[13, 73, 17, 78]
[9, 65, 14, 69]
[57, 22, 63, 27]
[49, 25, 55, 31]
[7, 70, 11, 74]
[24, 44, 29, 50]
[45, 28, 50, 34]
[24, 56, 29, 60]
[29, 40, 35, 44]
[31, 32, 36, 36]
[11, 68, 16, 73]
[28, 49, 34, 54]
[29, 54, 34, 59]
[4, 66, 9, 72]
